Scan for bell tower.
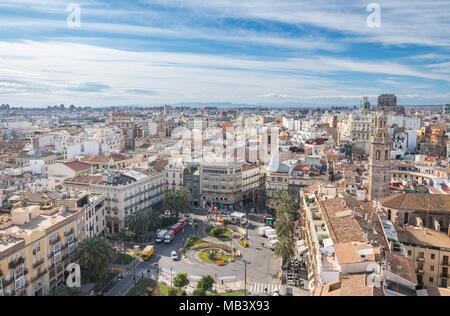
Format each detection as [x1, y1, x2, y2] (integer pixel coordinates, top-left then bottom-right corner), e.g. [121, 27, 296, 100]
[369, 113, 392, 201]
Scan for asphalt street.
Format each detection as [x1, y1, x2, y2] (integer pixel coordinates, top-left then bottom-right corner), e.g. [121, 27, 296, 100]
[104, 208, 282, 296]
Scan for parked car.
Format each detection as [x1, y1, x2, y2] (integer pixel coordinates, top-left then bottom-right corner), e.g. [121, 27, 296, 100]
[171, 251, 178, 261]
[285, 287, 293, 296]
[249, 208, 256, 213]
[188, 219, 194, 226]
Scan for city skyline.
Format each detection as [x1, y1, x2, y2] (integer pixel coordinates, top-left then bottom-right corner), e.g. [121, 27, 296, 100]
[0, 0, 449, 107]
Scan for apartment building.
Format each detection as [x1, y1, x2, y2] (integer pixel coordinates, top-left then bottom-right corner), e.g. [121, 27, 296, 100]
[0, 203, 85, 296]
[397, 226, 450, 289]
[56, 192, 106, 239]
[187, 117, 210, 131]
[164, 160, 185, 192]
[200, 160, 244, 210]
[242, 164, 265, 209]
[63, 170, 164, 234]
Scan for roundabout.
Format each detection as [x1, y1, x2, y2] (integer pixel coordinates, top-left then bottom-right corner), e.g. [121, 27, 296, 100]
[197, 248, 241, 265]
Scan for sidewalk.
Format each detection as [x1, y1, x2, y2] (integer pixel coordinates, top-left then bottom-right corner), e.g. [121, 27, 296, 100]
[157, 271, 244, 294]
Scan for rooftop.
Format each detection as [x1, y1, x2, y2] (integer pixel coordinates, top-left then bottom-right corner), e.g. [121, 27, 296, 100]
[319, 198, 367, 244]
[379, 193, 450, 212]
[396, 226, 450, 250]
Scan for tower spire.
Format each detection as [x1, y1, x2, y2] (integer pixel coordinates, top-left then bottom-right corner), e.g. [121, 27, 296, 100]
[368, 113, 392, 201]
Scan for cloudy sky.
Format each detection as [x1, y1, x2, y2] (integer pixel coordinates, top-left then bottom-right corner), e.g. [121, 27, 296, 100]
[0, 0, 449, 107]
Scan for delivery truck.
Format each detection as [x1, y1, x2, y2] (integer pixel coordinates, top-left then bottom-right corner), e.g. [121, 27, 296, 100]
[264, 228, 277, 238]
[142, 245, 154, 261]
[156, 229, 168, 243]
[259, 226, 272, 236]
[164, 230, 175, 243]
[268, 239, 279, 250]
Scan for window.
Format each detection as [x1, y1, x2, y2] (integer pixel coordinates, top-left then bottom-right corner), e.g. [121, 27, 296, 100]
[431, 254, 435, 260]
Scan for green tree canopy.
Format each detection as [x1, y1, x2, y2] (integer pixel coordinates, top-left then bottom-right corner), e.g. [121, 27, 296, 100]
[275, 212, 294, 240]
[72, 237, 114, 287]
[47, 284, 85, 296]
[274, 237, 295, 265]
[197, 275, 215, 292]
[173, 273, 190, 289]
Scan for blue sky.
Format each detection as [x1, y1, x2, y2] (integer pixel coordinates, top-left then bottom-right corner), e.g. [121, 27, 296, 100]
[0, 0, 449, 107]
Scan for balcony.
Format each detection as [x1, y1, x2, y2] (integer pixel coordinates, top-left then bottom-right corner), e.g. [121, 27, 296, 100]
[33, 259, 44, 269]
[64, 228, 74, 237]
[441, 273, 449, 279]
[416, 269, 424, 274]
[48, 252, 54, 259]
[417, 257, 425, 262]
[31, 269, 48, 283]
[49, 235, 61, 245]
[8, 257, 24, 269]
[442, 261, 449, 267]
[3, 278, 14, 287]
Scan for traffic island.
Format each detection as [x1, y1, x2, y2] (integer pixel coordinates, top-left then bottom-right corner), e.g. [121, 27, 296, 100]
[197, 249, 241, 265]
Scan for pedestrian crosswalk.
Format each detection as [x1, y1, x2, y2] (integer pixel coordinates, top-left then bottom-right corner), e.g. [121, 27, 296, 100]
[248, 283, 280, 295]
[123, 266, 151, 279]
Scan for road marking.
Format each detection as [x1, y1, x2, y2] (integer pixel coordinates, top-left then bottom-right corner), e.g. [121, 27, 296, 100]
[249, 283, 280, 294]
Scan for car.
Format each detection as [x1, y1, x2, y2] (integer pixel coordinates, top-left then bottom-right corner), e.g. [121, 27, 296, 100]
[188, 219, 194, 226]
[285, 287, 293, 296]
[249, 208, 256, 213]
[171, 251, 178, 261]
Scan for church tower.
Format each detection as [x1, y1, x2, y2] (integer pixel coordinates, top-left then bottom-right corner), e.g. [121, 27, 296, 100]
[369, 113, 392, 201]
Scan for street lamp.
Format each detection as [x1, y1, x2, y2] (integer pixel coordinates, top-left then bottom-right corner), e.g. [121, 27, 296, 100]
[134, 259, 138, 286]
[244, 260, 247, 297]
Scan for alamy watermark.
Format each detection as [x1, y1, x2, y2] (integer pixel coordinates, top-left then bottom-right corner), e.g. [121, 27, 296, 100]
[66, 263, 81, 288]
[67, 3, 81, 28]
[367, 3, 381, 28]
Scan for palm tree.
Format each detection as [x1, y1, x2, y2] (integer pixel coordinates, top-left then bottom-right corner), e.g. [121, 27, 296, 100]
[177, 187, 192, 214]
[147, 208, 162, 233]
[47, 284, 85, 296]
[129, 210, 150, 241]
[72, 237, 114, 287]
[274, 237, 295, 265]
[164, 190, 181, 221]
[114, 228, 134, 254]
[275, 212, 294, 240]
[274, 190, 296, 220]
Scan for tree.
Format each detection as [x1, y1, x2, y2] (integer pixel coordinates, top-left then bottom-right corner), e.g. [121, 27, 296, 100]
[164, 188, 193, 220]
[275, 212, 294, 240]
[72, 237, 114, 287]
[173, 273, 190, 290]
[147, 208, 162, 233]
[129, 210, 150, 241]
[197, 275, 214, 292]
[167, 287, 180, 296]
[274, 190, 297, 221]
[163, 190, 181, 221]
[47, 284, 84, 296]
[192, 222, 199, 237]
[114, 228, 134, 254]
[274, 237, 295, 265]
[192, 288, 206, 296]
